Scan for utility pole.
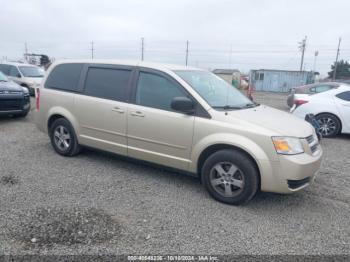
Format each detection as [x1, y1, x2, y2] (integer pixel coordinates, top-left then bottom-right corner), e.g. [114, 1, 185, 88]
[141, 37, 144, 61]
[228, 44, 232, 68]
[299, 36, 307, 72]
[185, 40, 189, 66]
[24, 42, 28, 62]
[90, 41, 94, 59]
[313, 51, 319, 72]
[333, 37, 341, 80]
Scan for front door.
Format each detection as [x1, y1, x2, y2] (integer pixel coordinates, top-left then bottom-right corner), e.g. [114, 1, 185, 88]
[127, 70, 195, 171]
[74, 65, 132, 156]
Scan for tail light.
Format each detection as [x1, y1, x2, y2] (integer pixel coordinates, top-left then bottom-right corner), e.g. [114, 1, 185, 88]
[36, 88, 40, 111]
[294, 99, 308, 107]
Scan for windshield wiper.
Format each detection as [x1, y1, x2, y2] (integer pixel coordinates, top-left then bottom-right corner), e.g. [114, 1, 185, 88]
[0, 80, 7, 82]
[213, 105, 243, 110]
[243, 102, 260, 108]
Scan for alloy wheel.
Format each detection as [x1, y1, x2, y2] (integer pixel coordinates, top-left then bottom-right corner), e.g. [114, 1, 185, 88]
[317, 117, 336, 136]
[209, 162, 245, 198]
[53, 125, 71, 151]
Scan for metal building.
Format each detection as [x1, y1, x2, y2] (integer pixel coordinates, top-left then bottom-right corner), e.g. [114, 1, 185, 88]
[249, 69, 315, 92]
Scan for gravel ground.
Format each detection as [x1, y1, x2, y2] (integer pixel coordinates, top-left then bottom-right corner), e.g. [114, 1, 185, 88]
[0, 93, 349, 256]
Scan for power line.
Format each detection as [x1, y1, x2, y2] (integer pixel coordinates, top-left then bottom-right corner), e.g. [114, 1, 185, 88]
[333, 37, 341, 80]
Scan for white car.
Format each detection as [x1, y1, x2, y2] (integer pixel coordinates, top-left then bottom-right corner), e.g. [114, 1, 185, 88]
[292, 84, 350, 137]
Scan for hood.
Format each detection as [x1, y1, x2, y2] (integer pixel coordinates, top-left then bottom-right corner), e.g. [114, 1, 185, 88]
[225, 105, 314, 137]
[23, 77, 43, 86]
[0, 80, 23, 92]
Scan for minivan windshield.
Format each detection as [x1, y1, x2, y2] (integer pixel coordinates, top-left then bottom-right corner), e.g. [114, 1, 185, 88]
[174, 70, 257, 110]
[19, 66, 44, 77]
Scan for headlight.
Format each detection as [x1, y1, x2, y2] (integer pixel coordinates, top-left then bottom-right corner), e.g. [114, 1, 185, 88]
[21, 86, 29, 94]
[272, 137, 304, 155]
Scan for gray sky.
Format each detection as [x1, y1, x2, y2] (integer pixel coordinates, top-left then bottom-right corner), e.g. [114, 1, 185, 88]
[0, 0, 349, 75]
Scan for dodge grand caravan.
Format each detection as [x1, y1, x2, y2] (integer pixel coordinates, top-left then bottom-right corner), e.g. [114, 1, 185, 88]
[35, 60, 323, 205]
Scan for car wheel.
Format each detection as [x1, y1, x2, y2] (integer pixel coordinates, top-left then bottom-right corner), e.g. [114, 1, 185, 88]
[49, 118, 81, 156]
[316, 113, 341, 138]
[201, 149, 259, 205]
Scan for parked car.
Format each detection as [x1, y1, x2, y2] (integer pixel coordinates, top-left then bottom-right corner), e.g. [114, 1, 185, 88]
[292, 84, 350, 137]
[35, 60, 322, 205]
[0, 62, 44, 96]
[0, 71, 31, 117]
[287, 82, 339, 108]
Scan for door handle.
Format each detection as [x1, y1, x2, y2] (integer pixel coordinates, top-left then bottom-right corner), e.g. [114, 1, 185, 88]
[131, 111, 145, 117]
[112, 107, 125, 113]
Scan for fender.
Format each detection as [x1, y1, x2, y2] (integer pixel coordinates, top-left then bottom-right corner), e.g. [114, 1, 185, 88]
[47, 106, 79, 135]
[189, 132, 270, 174]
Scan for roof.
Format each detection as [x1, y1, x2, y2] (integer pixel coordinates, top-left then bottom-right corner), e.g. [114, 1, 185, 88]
[51, 59, 201, 71]
[212, 69, 240, 74]
[0, 61, 39, 67]
[251, 69, 313, 73]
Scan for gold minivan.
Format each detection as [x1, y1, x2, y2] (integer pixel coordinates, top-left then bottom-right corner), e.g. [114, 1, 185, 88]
[35, 60, 323, 205]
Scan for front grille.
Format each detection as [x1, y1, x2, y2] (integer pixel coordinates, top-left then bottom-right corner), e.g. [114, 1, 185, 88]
[305, 135, 319, 154]
[0, 99, 22, 111]
[306, 135, 314, 144]
[0, 90, 22, 94]
[288, 177, 311, 189]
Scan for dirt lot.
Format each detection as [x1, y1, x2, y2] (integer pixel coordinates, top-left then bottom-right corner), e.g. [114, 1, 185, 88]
[0, 92, 349, 256]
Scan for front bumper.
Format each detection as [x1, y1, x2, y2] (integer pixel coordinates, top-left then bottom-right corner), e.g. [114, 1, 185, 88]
[0, 94, 30, 115]
[260, 146, 323, 194]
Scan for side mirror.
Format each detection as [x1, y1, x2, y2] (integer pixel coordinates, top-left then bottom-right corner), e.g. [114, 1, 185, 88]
[16, 74, 21, 78]
[171, 97, 195, 114]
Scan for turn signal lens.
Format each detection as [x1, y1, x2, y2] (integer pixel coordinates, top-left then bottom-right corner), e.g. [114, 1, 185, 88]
[272, 137, 304, 155]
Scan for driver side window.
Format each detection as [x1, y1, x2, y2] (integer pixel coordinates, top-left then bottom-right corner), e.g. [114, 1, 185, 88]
[136, 72, 189, 112]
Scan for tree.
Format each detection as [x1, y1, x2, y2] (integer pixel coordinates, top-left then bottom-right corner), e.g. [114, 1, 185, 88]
[328, 60, 350, 79]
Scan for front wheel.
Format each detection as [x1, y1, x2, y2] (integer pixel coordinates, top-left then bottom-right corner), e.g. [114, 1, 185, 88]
[201, 149, 259, 205]
[49, 118, 81, 156]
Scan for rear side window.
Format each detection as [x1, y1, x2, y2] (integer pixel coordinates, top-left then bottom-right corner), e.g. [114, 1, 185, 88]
[84, 67, 131, 102]
[136, 72, 188, 111]
[0, 64, 10, 75]
[45, 63, 83, 91]
[336, 91, 350, 101]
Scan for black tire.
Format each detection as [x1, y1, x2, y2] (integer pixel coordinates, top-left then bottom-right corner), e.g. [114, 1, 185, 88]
[315, 113, 341, 138]
[49, 118, 81, 156]
[201, 149, 259, 205]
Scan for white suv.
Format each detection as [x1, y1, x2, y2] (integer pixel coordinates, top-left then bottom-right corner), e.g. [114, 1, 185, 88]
[0, 62, 44, 96]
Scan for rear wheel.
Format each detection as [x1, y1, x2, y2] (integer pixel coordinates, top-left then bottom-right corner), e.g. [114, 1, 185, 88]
[201, 149, 259, 205]
[316, 113, 341, 138]
[49, 118, 80, 156]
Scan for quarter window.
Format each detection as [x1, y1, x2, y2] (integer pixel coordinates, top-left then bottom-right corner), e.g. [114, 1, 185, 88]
[9, 66, 20, 77]
[84, 67, 131, 102]
[136, 72, 188, 111]
[336, 91, 350, 101]
[45, 63, 83, 91]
